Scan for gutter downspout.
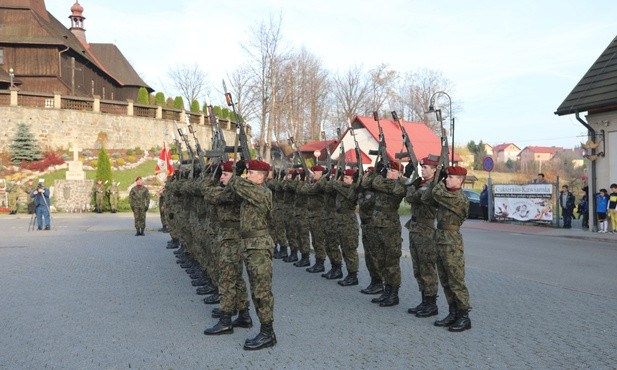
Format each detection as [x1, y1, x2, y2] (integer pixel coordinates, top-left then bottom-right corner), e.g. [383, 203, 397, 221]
[575, 111, 597, 231]
[58, 46, 70, 78]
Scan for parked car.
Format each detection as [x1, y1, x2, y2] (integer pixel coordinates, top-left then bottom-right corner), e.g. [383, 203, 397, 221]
[462, 189, 483, 219]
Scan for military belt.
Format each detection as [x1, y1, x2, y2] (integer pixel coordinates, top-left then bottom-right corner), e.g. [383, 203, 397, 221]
[240, 229, 269, 238]
[438, 223, 460, 231]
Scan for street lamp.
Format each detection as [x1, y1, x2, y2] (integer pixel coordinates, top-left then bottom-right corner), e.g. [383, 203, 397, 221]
[9, 67, 15, 88]
[426, 91, 455, 164]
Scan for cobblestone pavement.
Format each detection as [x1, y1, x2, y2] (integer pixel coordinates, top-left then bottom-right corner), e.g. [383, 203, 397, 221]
[1, 213, 616, 369]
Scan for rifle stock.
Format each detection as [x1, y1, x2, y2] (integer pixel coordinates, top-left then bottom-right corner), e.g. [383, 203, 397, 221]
[391, 111, 419, 178]
[222, 80, 252, 161]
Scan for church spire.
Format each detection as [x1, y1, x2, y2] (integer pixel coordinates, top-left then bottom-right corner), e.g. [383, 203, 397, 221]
[69, 1, 87, 45]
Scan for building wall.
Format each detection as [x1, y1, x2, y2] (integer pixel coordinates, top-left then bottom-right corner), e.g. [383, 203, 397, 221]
[0, 105, 237, 151]
[587, 111, 617, 189]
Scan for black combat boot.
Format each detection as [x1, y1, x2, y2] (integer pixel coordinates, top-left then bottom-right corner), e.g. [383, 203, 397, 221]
[167, 238, 179, 249]
[203, 291, 220, 304]
[196, 284, 217, 295]
[448, 310, 471, 332]
[231, 309, 253, 328]
[372, 284, 392, 303]
[140, 228, 145, 236]
[135, 228, 140, 236]
[203, 312, 233, 335]
[360, 278, 383, 294]
[180, 260, 195, 269]
[211, 307, 237, 318]
[408, 293, 426, 314]
[272, 245, 280, 259]
[283, 249, 298, 263]
[306, 258, 325, 273]
[293, 253, 310, 267]
[243, 322, 277, 351]
[380, 285, 399, 307]
[275, 246, 288, 260]
[416, 295, 438, 317]
[337, 272, 358, 286]
[189, 270, 203, 279]
[173, 245, 185, 255]
[323, 263, 343, 280]
[191, 277, 209, 287]
[434, 304, 457, 327]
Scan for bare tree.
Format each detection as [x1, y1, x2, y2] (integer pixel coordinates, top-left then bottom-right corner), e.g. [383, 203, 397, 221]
[364, 63, 399, 116]
[167, 64, 209, 109]
[331, 64, 370, 132]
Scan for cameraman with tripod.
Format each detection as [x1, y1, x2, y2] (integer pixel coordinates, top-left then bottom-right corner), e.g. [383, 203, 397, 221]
[31, 179, 51, 231]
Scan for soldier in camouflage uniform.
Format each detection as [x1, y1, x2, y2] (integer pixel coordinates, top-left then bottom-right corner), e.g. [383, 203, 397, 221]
[302, 165, 328, 273]
[321, 168, 344, 280]
[22, 179, 36, 214]
[332, 169, 360, 287]
[268, 171, 289, 259]
[363, 161, 406, 306]
[428, 165, 471, 332]
[291, 169, 311, 267]
[204, 161, 252, 335]
[282, 170, 299, 262]
[107, 182, 120, 213]
[227, 159, 276, 351]
[93, 179, 106, 213]
[7, 182, 19, 214]
[358, 167, 383, 294]
[163, 174, 181, 250]
[129, 177, 149, 236]
[405, 156, 440, 317]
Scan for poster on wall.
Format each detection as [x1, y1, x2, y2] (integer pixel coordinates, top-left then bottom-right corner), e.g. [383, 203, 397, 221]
[493, 184, 553, 223]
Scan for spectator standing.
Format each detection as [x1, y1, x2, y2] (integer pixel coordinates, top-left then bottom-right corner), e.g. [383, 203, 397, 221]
[536, 173, 547, 184]
[608, 184, 617, 233]
[595, 189, 609, 233]
[479, 184, 489, 221]
[559, 185, 575, 229]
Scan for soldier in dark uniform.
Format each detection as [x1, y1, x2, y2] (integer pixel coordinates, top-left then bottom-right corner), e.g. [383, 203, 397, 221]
[333, 168, 360, 286]
[358, 167, 383, 294]
[429, 165, 472, 332]
[227, 159, 277, 350]
[302, 165, 328, 273]
[321, 168, 344, 279]
[405, 156, 440, 317]
[282, 169, 299, 262]
[290, 169, 311, 267]
[129, 176, 149, 236]
[364, 161, 406, 306]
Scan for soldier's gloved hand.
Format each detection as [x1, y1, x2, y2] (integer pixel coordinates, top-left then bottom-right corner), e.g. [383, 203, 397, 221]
[375, 161, 384, 176]
[438, 168, 448, 182]
[379, 165, 388, 178]
[300, 171, 306, 181]
[410, 176, 422, 189]
[214, 164, 222, 179]
[404, 162, 415, 178]
[353, 171, 360, 183]
[235, 160, 246, 176]
[291, 170, 298, 181]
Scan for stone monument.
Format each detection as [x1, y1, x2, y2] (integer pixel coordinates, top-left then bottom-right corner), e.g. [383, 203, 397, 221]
[66, 146, 86, 180]
[54, 145, 94, 212]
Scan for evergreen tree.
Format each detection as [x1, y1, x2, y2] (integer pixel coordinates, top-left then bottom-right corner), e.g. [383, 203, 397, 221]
[173, 96, 185, 109]
[165, 97, 175, 108]
[190, 99, 200, 112]
[136, 87, 149, 104]
[94, 146, 113, 210]
[466, 140, 486, 170]
[148, 94, 156, 105]
[155, 92, 166, 106]
[10, 123, 43, 164]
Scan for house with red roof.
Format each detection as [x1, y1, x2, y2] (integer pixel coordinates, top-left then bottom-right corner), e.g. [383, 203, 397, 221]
[330, 115, 462, 169]
[517, 146, 562, 164]
[491, 143, 521, 163]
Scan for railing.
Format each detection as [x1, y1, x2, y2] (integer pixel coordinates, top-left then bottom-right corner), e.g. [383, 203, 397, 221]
[0, 90, 252, 136]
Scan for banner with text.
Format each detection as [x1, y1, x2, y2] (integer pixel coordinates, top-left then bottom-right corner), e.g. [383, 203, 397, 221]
[493, 184, 554, 223]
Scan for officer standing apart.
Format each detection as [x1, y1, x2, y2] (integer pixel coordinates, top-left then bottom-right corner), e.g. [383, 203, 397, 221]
[93, 179, 105, 213]
[226, 159, 277, 351]
[31, 179, 51, 230]
[429, 166, 472, 332]
[129, 176, 150, 236]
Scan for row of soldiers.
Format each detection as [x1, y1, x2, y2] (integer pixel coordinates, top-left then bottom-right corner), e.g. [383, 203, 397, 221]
[160, 155, 472, 349]
[5, 178, 37, 214]
[92, 179, 120, 213]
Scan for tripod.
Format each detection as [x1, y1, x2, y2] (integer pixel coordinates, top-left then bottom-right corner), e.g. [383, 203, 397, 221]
[28, 212, 37, 232]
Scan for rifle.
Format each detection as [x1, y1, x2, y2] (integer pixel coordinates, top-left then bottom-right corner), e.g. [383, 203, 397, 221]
[288, 137, 310, 175]
[171, 132, 184, 165]
[203, 104, 233, 178]
[368, 111, 388, 170]
[348, 120, 364, 174]
[391, 111, 419, 179]
[433, 115, 450, 185]
[174, 120, 195, 178]
[336, 127, 346, 179]
[222, 79, 252, 162]
[185, 113, 206, 171]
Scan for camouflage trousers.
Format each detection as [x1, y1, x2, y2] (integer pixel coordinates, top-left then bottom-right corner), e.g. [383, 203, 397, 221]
[292, 213, 311, 255]
[367, 224, 402, 286]
[336, 212, 359, 273]
[271, 207, 288, 248]
[322, 214, 342, 265]
[435, 230, 470, 310]
[110, 196, 118, 211]
[409, 224, 438, 296]
[203, 228, 219, 286]
[243, 237, 275, 324]
[218, 237, 249, 313]
[361, 222, 382, 281]
[132, 208, 146, 229]
[96, 194, 104, 210]
[283, 210, 298, 252]
[308, 214, 327, 260]
[190, 212, 209, 276]
[165, 202, 180, 240]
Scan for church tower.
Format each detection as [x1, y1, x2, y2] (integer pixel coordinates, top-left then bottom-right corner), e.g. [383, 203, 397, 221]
[69, 1, 87, 45]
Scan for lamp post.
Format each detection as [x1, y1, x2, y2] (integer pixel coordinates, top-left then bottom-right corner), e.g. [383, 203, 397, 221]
[9, 67, 15, 88]
[426, 91, 455, 164]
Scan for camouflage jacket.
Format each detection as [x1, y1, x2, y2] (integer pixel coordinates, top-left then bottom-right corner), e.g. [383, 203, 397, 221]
[405, 180, 437, 230]
[358, 175, 376, 225]
[333, 180, 358, 213]
[129, 185, 150, 211]
[366, 173, 406, 228]
[322, 178, 338, 218]
[227, 175, 273, 248]
[429, 182, 468, 230]
[300, 176, 326, 216]
[204, 184, 241, 240]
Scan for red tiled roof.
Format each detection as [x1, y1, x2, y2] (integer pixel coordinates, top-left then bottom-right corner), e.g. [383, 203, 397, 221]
[492, 143, 520, 152]
[299, 140, 337, 153]
[344, 149, 372, 164]
[346, 115, 463, 163]
[522, 146, 562, 154]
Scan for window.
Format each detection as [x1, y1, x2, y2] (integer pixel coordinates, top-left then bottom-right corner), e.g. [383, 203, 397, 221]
[0, 48, 3, 64]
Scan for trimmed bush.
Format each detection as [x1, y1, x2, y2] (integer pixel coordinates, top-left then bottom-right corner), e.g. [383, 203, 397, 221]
[90, 159, 98, 168]
[136, 87, 149, 104]
[126, 148, 133, 156]
[155, 92, 166, 106]
[116, 158, 126, 166]
[127, 155, 137, 163]
[134, 147, 144, 156]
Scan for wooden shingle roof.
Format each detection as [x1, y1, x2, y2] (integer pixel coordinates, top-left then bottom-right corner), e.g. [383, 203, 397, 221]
[555, 36, 617, 116]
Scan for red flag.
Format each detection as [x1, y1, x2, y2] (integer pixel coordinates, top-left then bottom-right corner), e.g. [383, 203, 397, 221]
[155, 142, 174, 176]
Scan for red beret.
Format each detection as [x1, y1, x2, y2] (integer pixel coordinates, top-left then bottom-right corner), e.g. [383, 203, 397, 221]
[420, 156, 439, 166]
[246, 160, 271, 172]
[288, 168, 295, 174]
[344, 169, 356, 177]
[387, 161, 403, 171]
[220, 161, 234, 173]
[296, 168, 304, 173]
[312, 165, 325, 172]
[446, 166, 467, 176]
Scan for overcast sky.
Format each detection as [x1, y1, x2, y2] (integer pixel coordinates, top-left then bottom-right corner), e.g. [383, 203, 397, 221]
[47, 0, 615, 149]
